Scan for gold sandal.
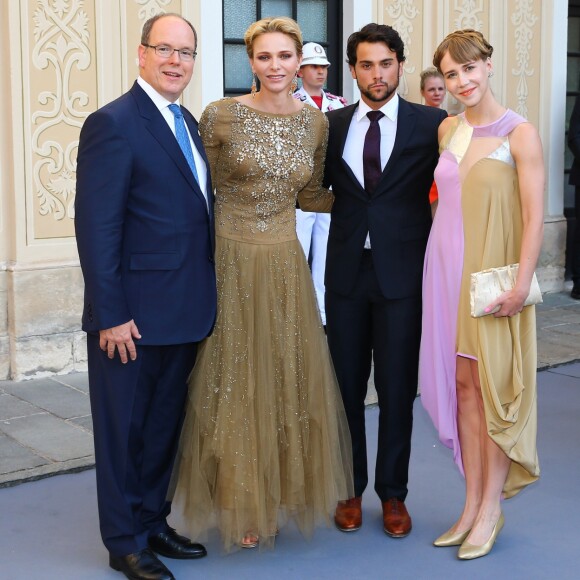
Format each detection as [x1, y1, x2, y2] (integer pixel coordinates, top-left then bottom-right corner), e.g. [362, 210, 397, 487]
[241, 532, 259, 549]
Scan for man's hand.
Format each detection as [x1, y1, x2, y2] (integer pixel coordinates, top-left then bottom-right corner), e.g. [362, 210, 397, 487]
[99, 320, 142, 363]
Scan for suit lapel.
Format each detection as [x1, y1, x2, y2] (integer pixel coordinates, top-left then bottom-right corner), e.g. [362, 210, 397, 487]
[130, 83, 208, 209]
[335, 104, 355, 156]
[184, 112, 214, 205]
[183, 112, 210, 186]
[374, 97, 416, 194]
[332, 104, 367, 197]
[183, 107, 215, 252]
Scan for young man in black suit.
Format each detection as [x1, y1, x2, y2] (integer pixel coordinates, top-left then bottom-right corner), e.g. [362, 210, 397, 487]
[323, 23, 446, 538]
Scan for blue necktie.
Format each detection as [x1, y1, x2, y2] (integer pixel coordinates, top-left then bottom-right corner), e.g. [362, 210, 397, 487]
[168, 103, 200, 185]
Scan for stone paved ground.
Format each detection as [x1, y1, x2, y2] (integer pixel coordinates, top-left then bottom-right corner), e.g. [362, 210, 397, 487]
[2, 363, 579, 579]
[535, 290, 580, 368]
[1, 291, 579, 488]
[0, 371, 93, 486]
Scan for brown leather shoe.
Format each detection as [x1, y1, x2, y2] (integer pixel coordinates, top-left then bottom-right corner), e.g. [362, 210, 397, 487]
[382, 498, 412, 537]
[334, 497, 362, 532]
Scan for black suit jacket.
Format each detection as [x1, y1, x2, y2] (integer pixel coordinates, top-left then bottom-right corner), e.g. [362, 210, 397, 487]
[569, 95, 580, 186]
[323, 98, 447, 299]
[75, 81, 217, 345]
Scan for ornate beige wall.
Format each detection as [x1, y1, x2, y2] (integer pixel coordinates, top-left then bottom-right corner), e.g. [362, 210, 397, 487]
[379, 1, 541, 116]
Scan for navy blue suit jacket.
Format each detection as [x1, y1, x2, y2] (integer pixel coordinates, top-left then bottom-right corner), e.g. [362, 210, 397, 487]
[323, 98, 447, 299]
[75, 81, 217, 345]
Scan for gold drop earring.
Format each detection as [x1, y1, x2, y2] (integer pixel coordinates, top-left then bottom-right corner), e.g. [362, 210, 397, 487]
[289, 70, 298, 95]
[251, 74, 257, 98]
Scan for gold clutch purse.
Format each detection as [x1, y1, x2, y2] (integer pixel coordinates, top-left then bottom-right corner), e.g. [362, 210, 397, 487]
[470, 263, 542, 318]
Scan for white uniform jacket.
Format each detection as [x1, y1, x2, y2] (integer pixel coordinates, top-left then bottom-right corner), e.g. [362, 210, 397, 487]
[292, 86, 346, 324]
[293, 86, 347, 113]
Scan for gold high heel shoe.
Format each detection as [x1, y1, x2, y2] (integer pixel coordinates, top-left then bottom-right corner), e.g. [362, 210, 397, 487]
[433, 527, 471, 547]
[457, 513, 504, 560]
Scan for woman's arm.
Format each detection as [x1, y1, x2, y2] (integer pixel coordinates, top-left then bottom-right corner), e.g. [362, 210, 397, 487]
[297, 113, 334, 212]
[487, 122, 545, 317]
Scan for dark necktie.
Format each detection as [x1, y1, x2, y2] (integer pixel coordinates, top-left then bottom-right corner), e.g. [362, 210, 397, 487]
[363, 110, 385, 193]
[168, 103, 200, 184]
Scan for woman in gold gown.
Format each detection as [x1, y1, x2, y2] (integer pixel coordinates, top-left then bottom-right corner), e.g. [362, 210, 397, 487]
[174, 17, 353, 552]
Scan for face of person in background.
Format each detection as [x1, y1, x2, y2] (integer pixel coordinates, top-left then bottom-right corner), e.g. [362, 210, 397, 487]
[350, 41, 403, 110]
[298, 64, 328, 94]
[421, 76, 446, 108]
[250, 32, 301, 96]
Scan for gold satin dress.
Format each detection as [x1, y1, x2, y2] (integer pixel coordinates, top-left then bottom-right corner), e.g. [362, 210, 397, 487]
[174, 98, 354, 551]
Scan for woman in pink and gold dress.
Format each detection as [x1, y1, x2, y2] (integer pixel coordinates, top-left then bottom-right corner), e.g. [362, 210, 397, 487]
[419, 30, 544, 560]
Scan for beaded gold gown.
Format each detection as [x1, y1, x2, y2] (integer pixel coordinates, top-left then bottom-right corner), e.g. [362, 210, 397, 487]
[174, 98, 354, 551]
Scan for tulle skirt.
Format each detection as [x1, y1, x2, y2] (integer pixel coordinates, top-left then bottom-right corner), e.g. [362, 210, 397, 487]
[173, 236, 353, 551]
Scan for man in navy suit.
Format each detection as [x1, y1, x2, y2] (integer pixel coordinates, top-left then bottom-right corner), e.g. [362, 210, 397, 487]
[75, 13, 216, 580]
[323, 24, 446, 538]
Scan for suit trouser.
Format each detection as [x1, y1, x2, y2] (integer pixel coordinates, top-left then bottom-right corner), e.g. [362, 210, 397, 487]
[87, 334, 197, 556]
[326, 250, 421, 501]
[573, 187, 580, 287]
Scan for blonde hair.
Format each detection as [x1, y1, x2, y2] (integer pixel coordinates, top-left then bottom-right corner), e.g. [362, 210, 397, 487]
[433, 29, 493, 73]
[420, 67, 444, 91]
[244, 17, 303, 59]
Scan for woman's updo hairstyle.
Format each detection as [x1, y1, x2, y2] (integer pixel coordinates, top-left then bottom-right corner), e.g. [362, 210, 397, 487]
[244, 17, 303, 59]
[433, 29, 493, 73]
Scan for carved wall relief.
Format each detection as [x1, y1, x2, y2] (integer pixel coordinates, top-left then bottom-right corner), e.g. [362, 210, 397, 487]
[385, 0, 420, 98]
[509, 0, 540, 120]
[28, 0, 96, 238]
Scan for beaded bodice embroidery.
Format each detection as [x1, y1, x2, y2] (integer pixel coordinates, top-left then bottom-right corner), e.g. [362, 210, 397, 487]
[199, 98, 329, 244]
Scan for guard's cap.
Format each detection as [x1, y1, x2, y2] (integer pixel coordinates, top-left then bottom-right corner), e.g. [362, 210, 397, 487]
[301, 42, 331, 67]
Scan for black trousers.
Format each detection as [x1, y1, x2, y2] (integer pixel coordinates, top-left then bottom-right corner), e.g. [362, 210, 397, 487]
[326, 250, 421, 501]
[573, 187, 580, 287]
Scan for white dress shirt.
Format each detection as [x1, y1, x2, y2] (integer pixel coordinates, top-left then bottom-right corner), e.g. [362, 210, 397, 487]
[342, 94, 399, 248]
[137, 77, 209, 209]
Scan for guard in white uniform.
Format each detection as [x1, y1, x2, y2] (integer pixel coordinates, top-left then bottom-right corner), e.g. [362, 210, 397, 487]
[294, 43, 346, 326]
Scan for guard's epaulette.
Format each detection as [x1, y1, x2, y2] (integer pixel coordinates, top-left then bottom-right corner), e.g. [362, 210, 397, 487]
[324, 91, 348, 106]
